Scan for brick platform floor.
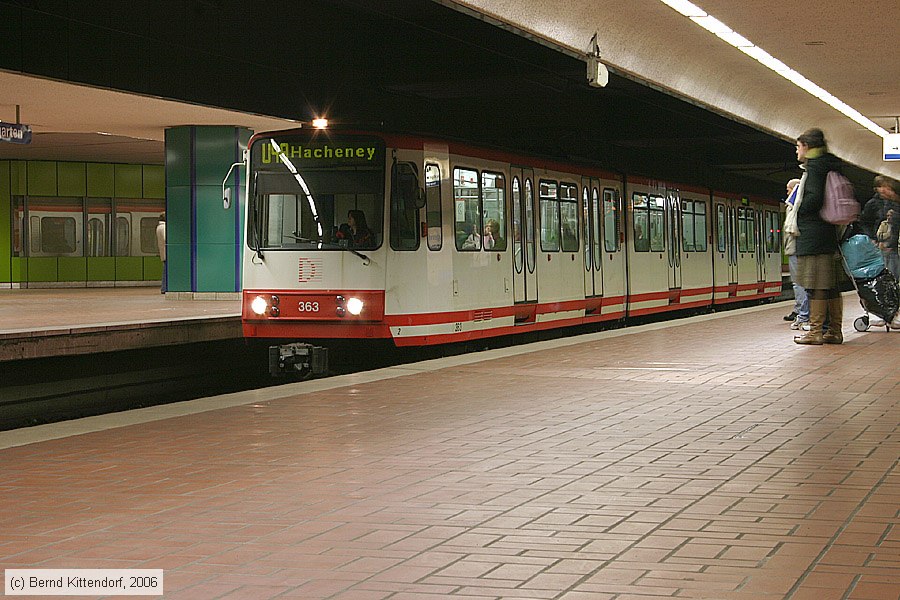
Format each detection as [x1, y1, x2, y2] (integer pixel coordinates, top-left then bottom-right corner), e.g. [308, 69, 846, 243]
[1, 296, 898, 599]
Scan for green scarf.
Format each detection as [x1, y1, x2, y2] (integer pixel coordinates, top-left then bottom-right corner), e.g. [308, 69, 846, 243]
[805, 147, 825, 160]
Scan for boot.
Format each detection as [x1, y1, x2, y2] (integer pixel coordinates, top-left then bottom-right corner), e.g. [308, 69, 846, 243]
[822, 296, 843, 344]
[795, 299, 825, 345]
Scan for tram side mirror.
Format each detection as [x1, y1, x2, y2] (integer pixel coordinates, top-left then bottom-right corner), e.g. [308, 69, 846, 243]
[221, 160, 244, 210]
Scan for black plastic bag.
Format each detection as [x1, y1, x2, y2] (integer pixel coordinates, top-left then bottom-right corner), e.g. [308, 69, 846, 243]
[855, 269, 900, 322]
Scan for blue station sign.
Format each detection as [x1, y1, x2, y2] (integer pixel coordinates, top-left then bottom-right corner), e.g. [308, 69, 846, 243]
[884, 133, 900, 161]
[0, 121, 32, 144]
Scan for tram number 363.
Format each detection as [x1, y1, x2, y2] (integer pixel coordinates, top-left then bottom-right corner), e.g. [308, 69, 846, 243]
[298, 302, 320, 312]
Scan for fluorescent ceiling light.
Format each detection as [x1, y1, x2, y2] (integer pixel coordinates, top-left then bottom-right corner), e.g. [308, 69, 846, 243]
[659, 0, 890, 138]
[659, 0, 706, 17]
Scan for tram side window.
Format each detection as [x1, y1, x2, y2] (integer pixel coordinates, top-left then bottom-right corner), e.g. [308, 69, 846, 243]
[86, 198, 111, 257]
[116, 217, 130, 256]
[454, 167, 481, 251]
[738, 207, 754, 252]
[649, 195, 665, 252]
[603, 188, 618, 253]
[559, 182, 578, 252]
[765, 210, 779, 253]
[140, 217, 159, 254]
[582, 187, 591, 270]
[512, 177, 524, 272]
[390, 161, 420, 251]
[425, 164, 442, 251]
[482, 172, 507, 251]
[633, 193, 650, 252]
[29, 197, 84, 257]
[114, 198, 165, 256]
[716, 204, 726, 252]
[539, 180, 560, 252]
[681, 200, 708, 252]
[682, 201, 695, 252]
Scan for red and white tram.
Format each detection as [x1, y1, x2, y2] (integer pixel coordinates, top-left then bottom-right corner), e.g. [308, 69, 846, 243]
[232, 126, 782, 374]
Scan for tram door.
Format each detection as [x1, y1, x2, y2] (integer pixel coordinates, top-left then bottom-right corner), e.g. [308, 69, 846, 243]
[755, 207, 767, 283]
[581, 178, 603, 297]
[510, 167, 537, 304]
[726, 202, 739, 285]
[665, 188, 683, 290]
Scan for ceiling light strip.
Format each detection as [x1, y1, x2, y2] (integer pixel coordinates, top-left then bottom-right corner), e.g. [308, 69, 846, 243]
[659, 0, 890, 138]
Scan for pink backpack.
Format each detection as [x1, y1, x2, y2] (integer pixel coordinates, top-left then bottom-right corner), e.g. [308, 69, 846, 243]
[820, 171, 859, 225]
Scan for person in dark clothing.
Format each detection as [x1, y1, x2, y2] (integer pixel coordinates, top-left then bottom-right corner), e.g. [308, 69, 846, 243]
[792, 128, 848, 345]
[347, 209, 373, 248]
[859, 175, 900, 278]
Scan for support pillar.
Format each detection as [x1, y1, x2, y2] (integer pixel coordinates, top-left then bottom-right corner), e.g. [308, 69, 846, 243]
[165, 126, 250, 295]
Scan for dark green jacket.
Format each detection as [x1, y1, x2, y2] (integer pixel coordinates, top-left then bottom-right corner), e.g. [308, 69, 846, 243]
[796, 151, 843, 256]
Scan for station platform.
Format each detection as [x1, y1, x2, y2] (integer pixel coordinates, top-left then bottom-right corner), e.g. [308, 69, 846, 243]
[1, 295, 897, 599]
[0, 288, 241, 361]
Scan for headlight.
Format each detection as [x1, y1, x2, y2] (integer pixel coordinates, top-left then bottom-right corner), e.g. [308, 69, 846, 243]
[250, 295, 269, 316]
[346, 297, 364, 315]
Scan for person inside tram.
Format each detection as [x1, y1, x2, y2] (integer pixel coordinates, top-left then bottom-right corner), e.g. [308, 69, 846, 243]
[337, 209, 373, 248]
[460, 222, 481, 250]
[561, 222, 577, 250]
[634, 223, 649, 251]
[483, 219, 503, 250]
[348, 209, 373, 248]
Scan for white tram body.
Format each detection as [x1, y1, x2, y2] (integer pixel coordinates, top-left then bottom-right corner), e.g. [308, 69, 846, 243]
[240, 129, 782, 361]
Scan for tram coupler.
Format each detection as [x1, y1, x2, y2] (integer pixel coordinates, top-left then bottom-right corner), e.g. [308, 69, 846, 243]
[268, 343, 328, 378]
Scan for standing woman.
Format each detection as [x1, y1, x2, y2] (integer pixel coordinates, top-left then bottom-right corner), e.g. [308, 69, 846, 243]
[793, 128, 846, 345]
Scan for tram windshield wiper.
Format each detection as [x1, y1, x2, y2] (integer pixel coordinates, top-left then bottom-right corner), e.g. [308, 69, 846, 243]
[347, 248, 369, 263]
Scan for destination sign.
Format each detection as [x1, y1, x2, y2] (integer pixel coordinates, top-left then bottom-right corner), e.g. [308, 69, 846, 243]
[0, 121, 32, 144]
[259, 140, 380, 165]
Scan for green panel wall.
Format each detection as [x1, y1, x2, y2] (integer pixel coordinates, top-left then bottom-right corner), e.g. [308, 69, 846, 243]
[115, 164, 143, 198]
[143, 165, 165, 199]
[115, 257, 143, 280]
[9, 161, 26, 195]
[87, 163, 114, 197]
[57, 257, 87, 281]
[0, 162, 10, 282]
[27, 162, 57, 196]
[25, 258, 56, 281]
[0, 159, 166, 286]
[57, 163, 86, 196]
[10, 257, 25, 282]
[87, 257, 116, 281]
[143, 256, 162, 280]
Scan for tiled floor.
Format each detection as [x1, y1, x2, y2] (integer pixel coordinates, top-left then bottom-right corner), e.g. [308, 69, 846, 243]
[1, 295, 898, 599]
[0, 287, 239, 333]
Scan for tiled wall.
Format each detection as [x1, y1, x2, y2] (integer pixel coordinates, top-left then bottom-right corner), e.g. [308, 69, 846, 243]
[0, 160, 164, 285]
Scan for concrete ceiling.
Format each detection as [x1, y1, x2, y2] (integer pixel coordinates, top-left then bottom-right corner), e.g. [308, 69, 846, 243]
[0, 72, 297, 163]
[449, 0, 900, 179]
[0, 0, 898, 183]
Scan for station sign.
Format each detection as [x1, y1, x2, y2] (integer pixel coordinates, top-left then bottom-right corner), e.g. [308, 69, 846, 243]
[0, 121, 32, 144]
[884, 133, 900, 161]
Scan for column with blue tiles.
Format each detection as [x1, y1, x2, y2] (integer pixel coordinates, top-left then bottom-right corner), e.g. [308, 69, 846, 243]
[164, 126, 251, 294]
